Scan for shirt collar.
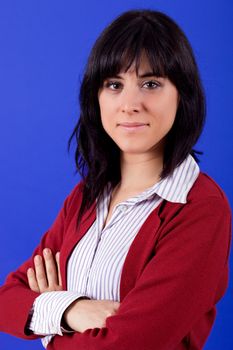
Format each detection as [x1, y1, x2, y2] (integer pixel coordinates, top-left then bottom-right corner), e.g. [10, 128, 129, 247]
[152, 154, 200, 204]
[106, 154, 199, 205]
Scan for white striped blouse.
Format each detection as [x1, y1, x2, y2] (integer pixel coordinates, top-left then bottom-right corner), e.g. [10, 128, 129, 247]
[29, 154, 200, 348]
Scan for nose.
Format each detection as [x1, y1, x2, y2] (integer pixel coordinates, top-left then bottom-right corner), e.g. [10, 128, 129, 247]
[120, 87, 142, 114]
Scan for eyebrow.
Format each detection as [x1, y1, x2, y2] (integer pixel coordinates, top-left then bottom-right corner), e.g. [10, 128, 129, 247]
[110, 72, 160, 79]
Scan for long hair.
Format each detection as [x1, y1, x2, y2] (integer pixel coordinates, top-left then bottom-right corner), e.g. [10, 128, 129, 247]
[68, 9, 206, 226]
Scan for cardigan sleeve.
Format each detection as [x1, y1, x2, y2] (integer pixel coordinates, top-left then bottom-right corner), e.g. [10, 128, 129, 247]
[47, 195, 231, 350]
[0, 183, 82, 340]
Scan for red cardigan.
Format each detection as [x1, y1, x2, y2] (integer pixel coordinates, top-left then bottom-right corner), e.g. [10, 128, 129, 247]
[0, 172, 231, 350]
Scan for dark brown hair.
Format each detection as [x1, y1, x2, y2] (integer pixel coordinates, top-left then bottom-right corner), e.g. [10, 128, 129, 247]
[69, 9, 206, 226]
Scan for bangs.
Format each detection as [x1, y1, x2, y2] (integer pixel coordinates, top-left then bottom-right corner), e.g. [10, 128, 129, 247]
[96, 20, 170, 85]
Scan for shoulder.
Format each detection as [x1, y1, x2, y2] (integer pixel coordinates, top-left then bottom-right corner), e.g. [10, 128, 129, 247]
[62, 180, 85, 217]
[159, 172, 231, 224]
[184, 172, 231, 220]
[187, 172, 230, 208]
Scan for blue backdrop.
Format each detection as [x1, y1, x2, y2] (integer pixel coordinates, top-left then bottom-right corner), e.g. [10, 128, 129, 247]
[0, 1, 232, 349]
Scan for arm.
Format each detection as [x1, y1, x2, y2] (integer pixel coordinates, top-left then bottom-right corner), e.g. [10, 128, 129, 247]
[0, 183, 82, 339]
[27, 249, 87, 336]
[47, 196, 231, 350]
[27, 249, 120, 335]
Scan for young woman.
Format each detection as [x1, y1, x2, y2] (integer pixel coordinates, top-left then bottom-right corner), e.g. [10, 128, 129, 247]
[0, 9, 231, 350]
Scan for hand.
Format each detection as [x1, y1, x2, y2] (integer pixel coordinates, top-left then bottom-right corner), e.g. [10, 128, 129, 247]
[27, 248, 62, 293]
[63, 299, 120, 332]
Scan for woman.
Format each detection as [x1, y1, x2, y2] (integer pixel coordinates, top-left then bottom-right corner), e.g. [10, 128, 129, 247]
[0, 9, 231, 350]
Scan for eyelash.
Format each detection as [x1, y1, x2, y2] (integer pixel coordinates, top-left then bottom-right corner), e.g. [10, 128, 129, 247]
[103, 80, 161, 90]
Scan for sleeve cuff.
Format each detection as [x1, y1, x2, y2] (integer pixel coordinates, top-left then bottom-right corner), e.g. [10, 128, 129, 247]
[28, 291, 87, 336]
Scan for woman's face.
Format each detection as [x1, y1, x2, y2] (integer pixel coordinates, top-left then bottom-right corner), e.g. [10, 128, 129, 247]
[98, 56, 179, 159]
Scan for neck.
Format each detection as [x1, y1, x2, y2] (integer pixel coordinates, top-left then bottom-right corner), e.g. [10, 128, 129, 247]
[118, 151, 163, 192]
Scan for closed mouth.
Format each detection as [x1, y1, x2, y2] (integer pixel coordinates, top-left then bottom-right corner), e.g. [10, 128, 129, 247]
[117, 122, 149, 127]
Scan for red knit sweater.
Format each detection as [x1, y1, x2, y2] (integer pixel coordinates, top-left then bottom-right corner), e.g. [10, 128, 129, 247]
[0, 172, 231, 349]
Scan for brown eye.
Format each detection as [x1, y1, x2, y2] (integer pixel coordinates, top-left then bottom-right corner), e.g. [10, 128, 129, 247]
[104, 81, 122, 90]
[143, 81, 160, 89]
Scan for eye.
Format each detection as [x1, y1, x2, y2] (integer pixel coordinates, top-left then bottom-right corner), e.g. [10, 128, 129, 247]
[142, 80, 160, 89]
[104, 80, 122, 90]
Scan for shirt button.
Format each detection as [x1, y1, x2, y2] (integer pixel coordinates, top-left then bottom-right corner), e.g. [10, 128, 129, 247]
[120, 205, 127, 212]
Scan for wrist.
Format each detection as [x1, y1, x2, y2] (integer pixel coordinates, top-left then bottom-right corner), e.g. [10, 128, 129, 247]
[61, 315, 74, 332]
[63, 297, 90, 331]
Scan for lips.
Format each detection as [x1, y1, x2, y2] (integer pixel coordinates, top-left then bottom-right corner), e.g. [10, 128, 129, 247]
[117, 122, 149, 127]
[117, 122, 149, 132]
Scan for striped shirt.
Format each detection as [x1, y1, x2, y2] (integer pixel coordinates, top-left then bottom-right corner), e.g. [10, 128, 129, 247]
[29, 154, 200, 348]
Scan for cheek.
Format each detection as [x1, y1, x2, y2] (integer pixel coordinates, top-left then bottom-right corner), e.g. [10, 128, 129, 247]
[150, 96, 178, 134]
[99, 96, 108, 128]
[156, 91, 178, 119]
[99, 97, 118, 134]
[100, 107, 111, 128]
[99, 95, 111, 119]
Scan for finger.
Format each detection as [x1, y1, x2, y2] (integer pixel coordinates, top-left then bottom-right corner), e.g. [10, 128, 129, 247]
[34, 254, 48, 292]
[43, 248, 59, 287]
[27, 268, 40, 293]
[55, 252, 62, 287]
[113, 301, 120, 311]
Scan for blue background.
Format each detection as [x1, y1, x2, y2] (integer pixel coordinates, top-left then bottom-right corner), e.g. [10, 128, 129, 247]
[0, 1, 232, 349]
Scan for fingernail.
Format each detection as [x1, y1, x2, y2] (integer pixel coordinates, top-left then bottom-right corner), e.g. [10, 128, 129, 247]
[34, 255, 41, 263]
[43, 248, 50, 256]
